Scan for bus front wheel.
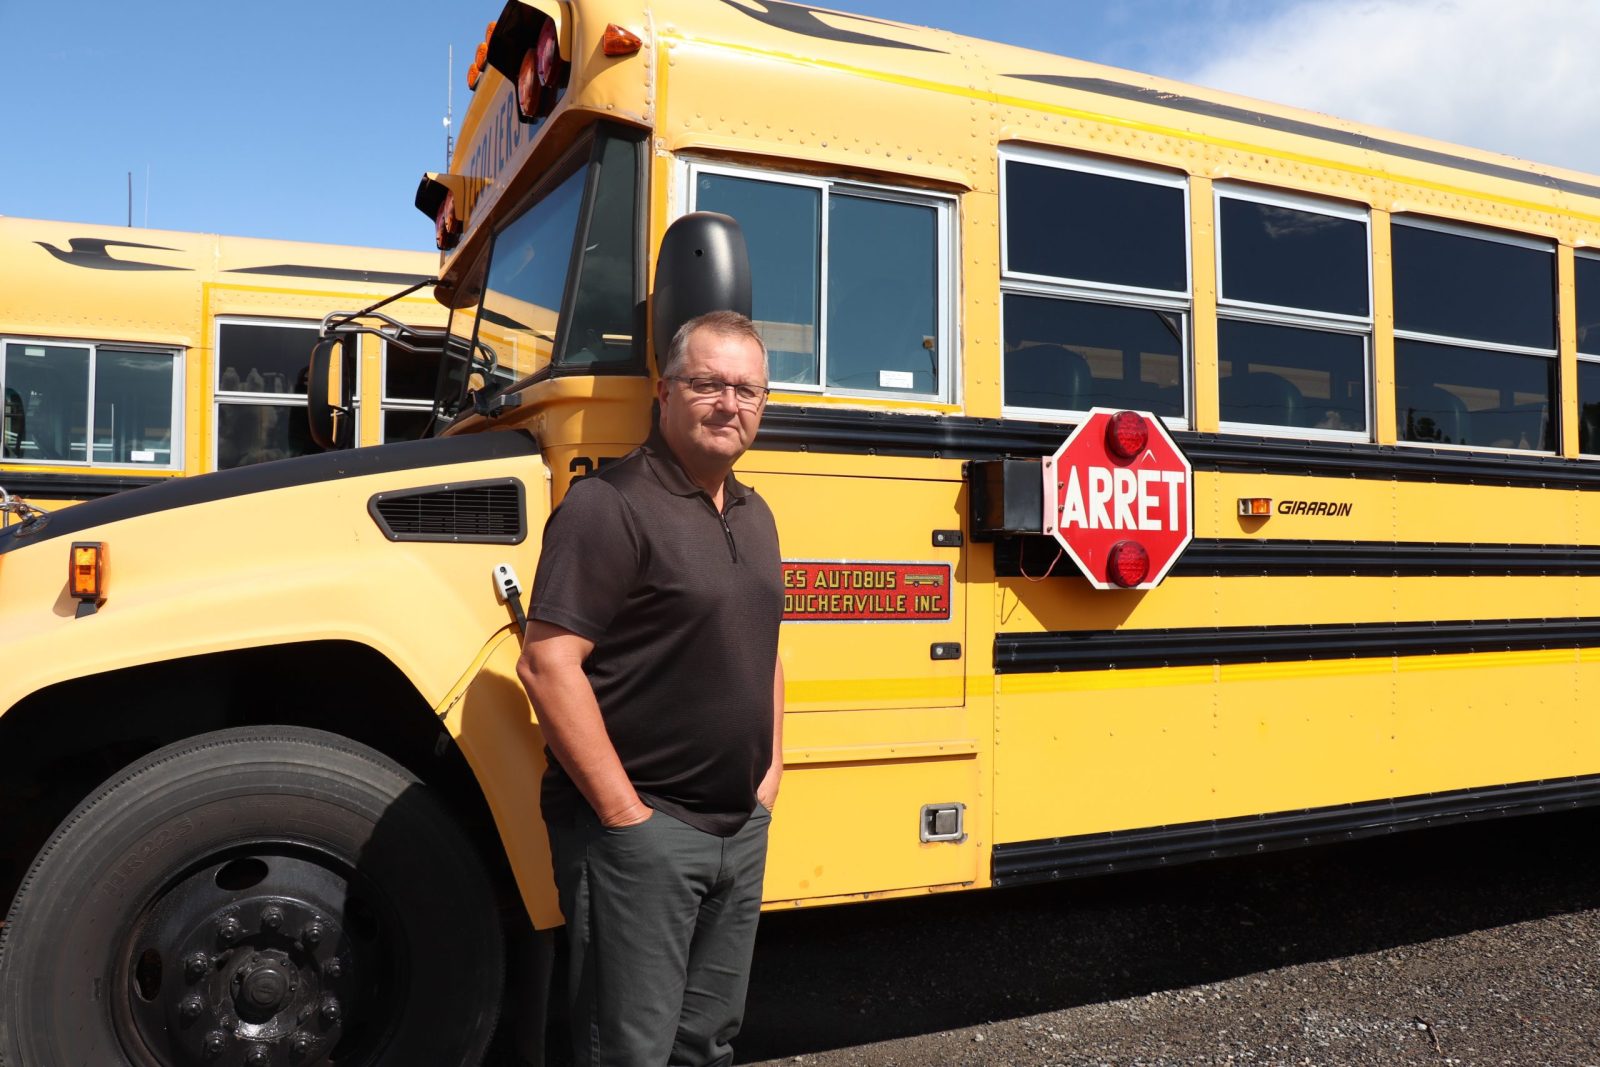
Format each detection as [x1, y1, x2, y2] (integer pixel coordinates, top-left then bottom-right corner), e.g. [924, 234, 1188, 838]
[0, 725, 504, 1066]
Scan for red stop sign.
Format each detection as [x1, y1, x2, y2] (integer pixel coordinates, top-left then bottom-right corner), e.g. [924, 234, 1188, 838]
[1040, 408, 1194, 590]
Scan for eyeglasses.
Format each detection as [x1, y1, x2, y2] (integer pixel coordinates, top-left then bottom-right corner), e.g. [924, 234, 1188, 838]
[668, 375, 770, 409]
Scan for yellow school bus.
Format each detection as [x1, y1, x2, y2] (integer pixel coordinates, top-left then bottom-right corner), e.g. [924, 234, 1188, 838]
[5, 1, 1600, 1062]
[0, 217, 446, 508]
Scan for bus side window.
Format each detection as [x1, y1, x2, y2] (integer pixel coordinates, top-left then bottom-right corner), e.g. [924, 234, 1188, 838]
[1216, 190, 1371, 438]
[691, 165, 953, 402]
[1393, 220, 1556, 452]
[998, 149, 1190, 427]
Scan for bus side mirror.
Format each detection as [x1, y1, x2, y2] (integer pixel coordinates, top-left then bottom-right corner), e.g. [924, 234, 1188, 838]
[652, 212, 752, 371]
[306, 338, 356, 450]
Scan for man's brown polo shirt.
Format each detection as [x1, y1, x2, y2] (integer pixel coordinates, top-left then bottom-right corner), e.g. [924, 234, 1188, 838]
[527, 431, 783, 836]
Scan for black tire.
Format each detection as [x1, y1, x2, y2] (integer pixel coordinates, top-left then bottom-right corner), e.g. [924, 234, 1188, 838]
[0, 725, 503, 1066]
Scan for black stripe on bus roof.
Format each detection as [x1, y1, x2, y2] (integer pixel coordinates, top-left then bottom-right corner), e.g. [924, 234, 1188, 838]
[993, 617, 1600, 675]
[0, 431, 539, 556]
[991, 775, 1600, 886]
[1004, 73, 1600, 201]
[224, 264, 436, 286]
[755, 406, 1600, 491]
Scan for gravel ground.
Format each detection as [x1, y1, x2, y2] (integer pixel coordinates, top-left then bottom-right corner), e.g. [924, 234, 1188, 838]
[737, 809, 1600, 1066]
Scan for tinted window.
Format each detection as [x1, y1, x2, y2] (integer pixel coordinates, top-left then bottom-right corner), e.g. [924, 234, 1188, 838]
[1395, 339, 1555, 450]
[1220, 198, 1368, 316]
[1218, 321, 1366, 432]
[1003, 294, 1184, 419]
[95, 348, 176, 464]
[479, 164, 587, 383]
[827, 194, 938, 393]
[216, 403, 320, 470]
[218, 324, 315, 394]
[1580, 361, 1600, 454]
[559, 133, 641, 369]
[1393, 223, 1555, 349]
[383, 408, 435, 443]
[3, 342, 87, 461]
[1576, 255, 1600, 355]
[1005, 160, 1186, 292]
[384, 342, 438, 401]
[695, 173, 821, 385]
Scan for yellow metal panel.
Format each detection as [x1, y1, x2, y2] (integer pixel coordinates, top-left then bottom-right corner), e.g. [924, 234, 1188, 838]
[748, 469, 967, 711]
[1190, 176, 1219, 434]
[995, 649, 1600, 845]
[0, 449, 546, 708]
[764, 753, 981, 902]
[1559, 243, 1580, 458]
[440, 629, 562, 930]
[1371, 210, 1398, 445]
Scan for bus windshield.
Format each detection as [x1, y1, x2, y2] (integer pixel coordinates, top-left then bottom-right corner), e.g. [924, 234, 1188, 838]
[434, 125, 643, 424]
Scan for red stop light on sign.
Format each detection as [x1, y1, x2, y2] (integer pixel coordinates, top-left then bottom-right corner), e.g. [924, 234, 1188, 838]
[1040, 408, 1194, 590]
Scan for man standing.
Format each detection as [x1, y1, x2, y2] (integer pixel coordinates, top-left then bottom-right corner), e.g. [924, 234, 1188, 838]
[517, 310, 784, 1066]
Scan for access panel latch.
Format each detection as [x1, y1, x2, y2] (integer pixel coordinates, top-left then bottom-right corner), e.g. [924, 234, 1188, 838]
[920, 802, 966, 843]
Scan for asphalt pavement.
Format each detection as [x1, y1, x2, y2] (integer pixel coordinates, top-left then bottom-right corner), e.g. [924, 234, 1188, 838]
[737, 808, 1600, 1066]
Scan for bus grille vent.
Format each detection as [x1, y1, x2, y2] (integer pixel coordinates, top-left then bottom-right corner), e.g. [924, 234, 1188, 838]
[369, 478, 526, 544]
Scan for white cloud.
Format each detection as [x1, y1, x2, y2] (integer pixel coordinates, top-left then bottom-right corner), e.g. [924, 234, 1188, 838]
[1180, 0, 1600, 175]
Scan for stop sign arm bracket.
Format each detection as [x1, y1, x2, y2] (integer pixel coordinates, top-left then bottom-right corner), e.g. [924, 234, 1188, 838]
[967, 458, 1044, 540]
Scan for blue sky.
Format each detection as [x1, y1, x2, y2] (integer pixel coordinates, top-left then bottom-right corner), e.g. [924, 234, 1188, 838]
[3, 0, 1596, 251]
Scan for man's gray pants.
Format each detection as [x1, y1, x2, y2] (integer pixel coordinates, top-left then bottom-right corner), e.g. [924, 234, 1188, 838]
[547, 804, 772, 1067]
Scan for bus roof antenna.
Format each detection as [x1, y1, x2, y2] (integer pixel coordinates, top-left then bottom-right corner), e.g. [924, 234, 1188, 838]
[444, 45, 455, 169]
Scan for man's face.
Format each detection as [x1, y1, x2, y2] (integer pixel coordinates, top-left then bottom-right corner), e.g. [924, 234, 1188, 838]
[657, 328, 768, 471]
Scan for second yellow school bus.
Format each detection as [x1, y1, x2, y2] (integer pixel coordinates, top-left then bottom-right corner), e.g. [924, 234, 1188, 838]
[4, 1, 1600, 1062]
[0, 217, 446, 507]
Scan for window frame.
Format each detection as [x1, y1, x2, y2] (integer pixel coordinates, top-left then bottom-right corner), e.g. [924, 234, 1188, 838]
[1213, 183, 1374, 442]
[212, 316, 343, 471]
[997, 147, 1192, 429]
[682, 158, 958, 404]
[1, 335, 184, 470]
[379, 333, 438, 443]
[1391, 215, 1558, 455]
[1577, 250, 1600, 458]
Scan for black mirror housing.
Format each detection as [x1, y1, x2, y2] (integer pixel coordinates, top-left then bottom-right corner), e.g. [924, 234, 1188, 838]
[651, 212, 752, 372]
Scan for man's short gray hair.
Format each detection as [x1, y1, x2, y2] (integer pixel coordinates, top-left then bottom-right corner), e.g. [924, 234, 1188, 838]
[661, 310, 768, 381]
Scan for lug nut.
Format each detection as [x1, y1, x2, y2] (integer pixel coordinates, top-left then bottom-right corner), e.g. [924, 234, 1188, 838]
[261, 906, 284, 931]
[322, 956, 343, 979]
[180, 995, 205, 1021]
[203, 1030, 228, 1058]
[319, 996, 341, 1025]
[302, 922, 324, 947]
[218, 917, 244, 943]
[245, 1045, 271, 1066]
[185, 953, 211, 982]
[291, 1033, 313, 1057]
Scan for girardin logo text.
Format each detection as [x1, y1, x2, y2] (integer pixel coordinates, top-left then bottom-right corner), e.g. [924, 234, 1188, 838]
[1277, 500, 1353, 517]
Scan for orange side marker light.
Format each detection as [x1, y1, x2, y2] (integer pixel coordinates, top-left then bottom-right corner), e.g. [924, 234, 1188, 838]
[69, 541, 108, 615]
[602, 23, 643, 56]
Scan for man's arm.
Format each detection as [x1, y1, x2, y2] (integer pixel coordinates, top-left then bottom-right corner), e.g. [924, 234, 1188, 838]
[517, 620, 651, 827]
[756, 656, 784, 810]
